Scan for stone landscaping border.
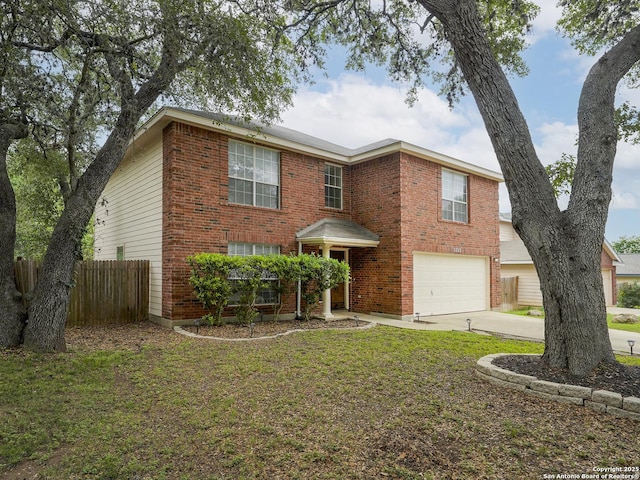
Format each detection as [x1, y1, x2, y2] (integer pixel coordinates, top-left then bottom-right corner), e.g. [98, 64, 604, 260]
[174, 320, 376, 342]
[476, 354, 640, 421]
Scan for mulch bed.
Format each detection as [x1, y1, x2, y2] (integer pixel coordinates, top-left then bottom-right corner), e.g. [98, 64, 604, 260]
[493, 354, 640, 397]
[180, 317, 370, 339]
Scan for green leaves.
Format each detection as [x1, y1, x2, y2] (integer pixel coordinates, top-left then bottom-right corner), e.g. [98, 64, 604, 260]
[545, 153, 576, 198]
[286, 0, 539, 105]
[558, 0, 640, 54]
[612, 235, 640, 253]
[187, 253, 350, 324]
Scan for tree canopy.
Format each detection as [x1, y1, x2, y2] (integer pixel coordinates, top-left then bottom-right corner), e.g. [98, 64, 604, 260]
[612, 235, 640, 254]
[283, 0, 640, 376]
[4, 0, 640, 377]
[0, 0, 308, 351]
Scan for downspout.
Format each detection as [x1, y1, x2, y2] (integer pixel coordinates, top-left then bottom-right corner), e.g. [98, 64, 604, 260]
[296, 241, 302, 319]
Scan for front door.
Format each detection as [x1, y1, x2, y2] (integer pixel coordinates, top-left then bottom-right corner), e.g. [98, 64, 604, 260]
[330, 250, 346, 309]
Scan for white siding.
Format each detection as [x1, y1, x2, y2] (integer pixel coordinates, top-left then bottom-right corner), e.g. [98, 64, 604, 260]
[602, 270, 613, 306]
[499, 221, 518, 241]
[501, 265, 615, 307]
[94, 142, 163, 317]
[500, 264, 543, 306]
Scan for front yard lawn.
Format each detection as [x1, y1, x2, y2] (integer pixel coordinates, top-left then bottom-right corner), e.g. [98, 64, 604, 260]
[1, 323, 639, 479]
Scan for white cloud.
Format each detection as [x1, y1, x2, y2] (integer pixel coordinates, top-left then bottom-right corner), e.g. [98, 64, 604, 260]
[533, 121, 578, 165]
[529, 0, 563, 42]
[611, 190, 640, 209]
[279, 54, 640, 236]
[280, 74, 469, 149]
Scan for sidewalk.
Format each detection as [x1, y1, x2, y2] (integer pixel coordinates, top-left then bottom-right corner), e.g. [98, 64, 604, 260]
[335, 309, 640, 355]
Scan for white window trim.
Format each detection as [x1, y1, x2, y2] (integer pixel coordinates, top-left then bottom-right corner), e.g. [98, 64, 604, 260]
[324, 163, 343, 210]
[228, 140, 280, 209]
[442, 169, 468, 223]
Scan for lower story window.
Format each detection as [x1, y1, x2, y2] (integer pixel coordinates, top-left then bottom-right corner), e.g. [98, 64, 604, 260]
[228, 242, 280, 305]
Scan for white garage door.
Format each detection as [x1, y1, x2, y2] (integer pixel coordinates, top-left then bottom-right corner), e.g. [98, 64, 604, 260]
[413, 253, 488, 315]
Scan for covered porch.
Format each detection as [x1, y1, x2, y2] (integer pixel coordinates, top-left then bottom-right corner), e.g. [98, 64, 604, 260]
[296, 218, 379, 319]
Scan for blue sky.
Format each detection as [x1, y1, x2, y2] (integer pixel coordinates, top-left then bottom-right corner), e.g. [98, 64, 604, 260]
[277, 2, 640, 242]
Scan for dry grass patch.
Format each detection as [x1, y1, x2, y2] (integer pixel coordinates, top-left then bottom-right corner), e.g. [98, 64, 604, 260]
[1, 322, 639, 479]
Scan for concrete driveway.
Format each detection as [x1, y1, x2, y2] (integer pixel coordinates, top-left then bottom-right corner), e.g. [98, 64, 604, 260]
[347, 308, 640, 355]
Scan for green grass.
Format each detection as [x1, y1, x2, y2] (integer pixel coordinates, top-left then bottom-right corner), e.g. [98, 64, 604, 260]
[1, 327, 639, 479]
[505, 306, 640, 333]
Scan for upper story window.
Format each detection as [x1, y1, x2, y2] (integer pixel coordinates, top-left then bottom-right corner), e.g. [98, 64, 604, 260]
[324, 164, 342, 209]
[228, 140, 280, 209]
[442, 169, 468, 223]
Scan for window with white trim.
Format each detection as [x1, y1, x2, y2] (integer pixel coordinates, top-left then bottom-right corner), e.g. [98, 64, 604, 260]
[324, 164, 342, 209]
[228, 140, 280, 209]
[442, 170, 468, 223]
[228, 242, 280, 305]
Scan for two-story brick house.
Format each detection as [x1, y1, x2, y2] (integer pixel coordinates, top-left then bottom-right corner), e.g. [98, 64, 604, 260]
[94, 107, 503, 326]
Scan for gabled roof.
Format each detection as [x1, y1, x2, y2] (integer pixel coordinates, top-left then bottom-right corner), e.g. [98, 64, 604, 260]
[296, 218, 380, 247]
[616, 253, 640, 276]
[131, 107, 504, 182]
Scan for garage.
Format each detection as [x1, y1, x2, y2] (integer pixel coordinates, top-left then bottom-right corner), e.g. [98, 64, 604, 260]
[413, 253, 489, 316]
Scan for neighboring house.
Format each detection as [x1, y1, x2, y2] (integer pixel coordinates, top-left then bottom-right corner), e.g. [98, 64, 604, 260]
[94, 107, 504, 326]
[499, 213, 619, 307]
[616, 253, 640, 286]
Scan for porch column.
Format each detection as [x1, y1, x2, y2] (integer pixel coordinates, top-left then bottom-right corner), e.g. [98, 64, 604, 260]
[321, 244, 334, 319]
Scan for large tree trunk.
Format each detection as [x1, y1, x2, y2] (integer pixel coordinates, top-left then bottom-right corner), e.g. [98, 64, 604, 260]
[0, 123, 28, 349]
[523, 217, 615, 376]
[421, 0, 640, 375]
[22, 122, 140, 352]
[21, 61, 174, 352]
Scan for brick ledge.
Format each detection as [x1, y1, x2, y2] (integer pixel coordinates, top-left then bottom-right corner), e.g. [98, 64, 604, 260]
[476, 354, 640, 421]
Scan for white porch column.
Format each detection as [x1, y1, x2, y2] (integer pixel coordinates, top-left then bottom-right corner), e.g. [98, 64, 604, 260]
[321, 244, 334, 319]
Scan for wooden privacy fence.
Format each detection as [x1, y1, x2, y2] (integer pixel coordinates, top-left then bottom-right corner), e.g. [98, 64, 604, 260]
[501, 276, 519, 311]
[14, 259, 149, 327]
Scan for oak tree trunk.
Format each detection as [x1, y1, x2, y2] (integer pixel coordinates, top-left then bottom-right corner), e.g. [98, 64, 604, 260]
[21, 65, 172, 352]
[0, 124, 28, 349]
[421, 0, 640, 375]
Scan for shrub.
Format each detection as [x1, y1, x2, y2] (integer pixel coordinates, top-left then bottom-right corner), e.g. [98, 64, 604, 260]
[617, 282, 640, 309]
[262, 254, 299, 322]
[187, 253, 235, 325]
[188, 253, 350, 324]
[296, 254, 350, 321]
[231, 255, 270, 326]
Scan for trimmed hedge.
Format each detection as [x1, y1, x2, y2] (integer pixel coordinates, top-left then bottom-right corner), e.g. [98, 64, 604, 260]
[188, 253, 349, 324]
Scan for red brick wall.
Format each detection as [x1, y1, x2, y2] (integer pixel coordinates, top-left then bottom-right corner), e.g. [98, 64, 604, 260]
[398, 153, 501, 314]
[349, 154, 403, 315]
[349, 152, 501, 317]
[161, 121, 501, 321]
[162, 122, 352, 320]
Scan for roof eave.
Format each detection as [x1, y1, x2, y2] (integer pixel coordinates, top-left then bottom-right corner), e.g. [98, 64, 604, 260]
[296, 236, 380, 248]
[131, 108, 504, 181]
[351, 141, 504, 182]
